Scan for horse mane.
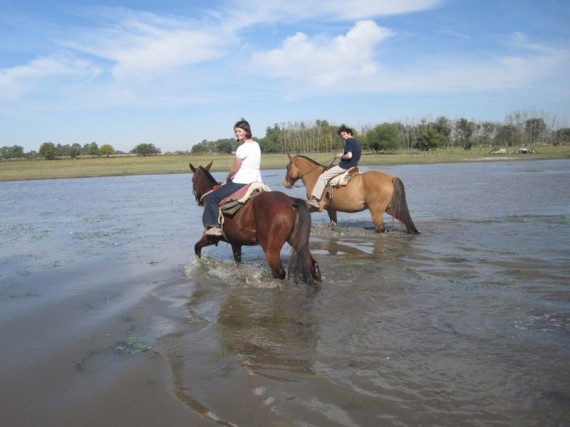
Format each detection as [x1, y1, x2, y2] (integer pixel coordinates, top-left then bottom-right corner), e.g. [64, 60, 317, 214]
[294, 154, 319, 165]
[196, 165, 218, 185]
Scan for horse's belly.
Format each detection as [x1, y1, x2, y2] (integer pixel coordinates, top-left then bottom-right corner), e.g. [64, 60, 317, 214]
[329, 188, 366, 211]
[224, 230, 257, 245]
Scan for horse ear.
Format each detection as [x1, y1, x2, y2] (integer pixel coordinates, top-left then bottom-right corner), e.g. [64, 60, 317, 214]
[288, 153, 292, 160]
[205, 161, 213, 171]
[189, 163, 196, 173]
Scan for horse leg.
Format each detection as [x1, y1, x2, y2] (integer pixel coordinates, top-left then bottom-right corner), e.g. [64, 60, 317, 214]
[194, 234, 216, 258]
[308, 252, 321, 283]
[231, 243, 242, 264]
[369, 205, 387, 233]
[326, 209, 338, 230]
[264, 245, 286, 279]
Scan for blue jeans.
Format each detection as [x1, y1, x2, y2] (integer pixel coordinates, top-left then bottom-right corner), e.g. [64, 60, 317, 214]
[202, 182, 246, 228]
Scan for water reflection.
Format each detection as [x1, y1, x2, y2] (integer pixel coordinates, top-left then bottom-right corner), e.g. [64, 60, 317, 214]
[312, 236, 387, 257]
[218, 288, 319, 379]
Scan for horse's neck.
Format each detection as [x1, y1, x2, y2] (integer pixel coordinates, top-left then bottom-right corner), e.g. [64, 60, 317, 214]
[299, 160, 322, 191]
[198, 173, 217, 196]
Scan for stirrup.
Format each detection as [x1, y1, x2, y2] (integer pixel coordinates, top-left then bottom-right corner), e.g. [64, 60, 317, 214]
[307, 198, 320, 208]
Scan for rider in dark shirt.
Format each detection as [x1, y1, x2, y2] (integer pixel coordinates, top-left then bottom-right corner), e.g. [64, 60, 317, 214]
[308, 124, 361, 208]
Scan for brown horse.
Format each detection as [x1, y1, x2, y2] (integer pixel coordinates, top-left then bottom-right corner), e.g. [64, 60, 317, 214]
[189, 162, 321, 286]
[283, 154, 420, 234]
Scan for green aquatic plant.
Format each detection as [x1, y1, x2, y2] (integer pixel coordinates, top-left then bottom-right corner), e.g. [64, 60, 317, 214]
[114, 337, 152, 359]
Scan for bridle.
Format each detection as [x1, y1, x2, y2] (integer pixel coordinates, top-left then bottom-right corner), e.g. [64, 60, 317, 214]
[192, 166, 219, 206]
[286, 156, 337, 186]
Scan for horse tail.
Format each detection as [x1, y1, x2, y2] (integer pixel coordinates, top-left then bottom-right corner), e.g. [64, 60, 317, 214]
[288, 198, 321, 286]
[388, 177, 421, 234]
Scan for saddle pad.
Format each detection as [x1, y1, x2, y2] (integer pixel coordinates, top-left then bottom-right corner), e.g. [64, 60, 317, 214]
[219, 182, 271, 206]
[328, 167, 359, 187]
[219, 182, 272, 217]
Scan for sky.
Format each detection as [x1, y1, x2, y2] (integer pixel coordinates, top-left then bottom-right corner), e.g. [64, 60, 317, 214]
[1, 0, 569, 153]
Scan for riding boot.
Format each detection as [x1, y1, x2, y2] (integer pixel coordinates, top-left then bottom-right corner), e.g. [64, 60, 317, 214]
[318, 189, 331, 211]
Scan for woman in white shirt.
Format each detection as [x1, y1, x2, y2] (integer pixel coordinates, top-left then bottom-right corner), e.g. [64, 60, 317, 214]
[202, 119, 262, 236]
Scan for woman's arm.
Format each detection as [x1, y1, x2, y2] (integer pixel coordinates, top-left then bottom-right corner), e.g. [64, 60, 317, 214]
[226, 157, 243, 181]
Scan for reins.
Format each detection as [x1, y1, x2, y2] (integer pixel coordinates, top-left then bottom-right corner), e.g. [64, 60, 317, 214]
[290, 156, 337, 185]
[199, 189, 214, 204]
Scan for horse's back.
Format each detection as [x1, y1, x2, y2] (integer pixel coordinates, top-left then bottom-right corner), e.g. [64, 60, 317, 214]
[361, 169, 393, 181]
[231, 191, 296, 223]
[252, 191, 297, 218]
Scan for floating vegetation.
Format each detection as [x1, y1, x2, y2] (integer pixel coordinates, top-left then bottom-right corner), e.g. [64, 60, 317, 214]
[114, 337, 152, 360]
[440, 254, 469, 263]
[17, 268, 31, 276]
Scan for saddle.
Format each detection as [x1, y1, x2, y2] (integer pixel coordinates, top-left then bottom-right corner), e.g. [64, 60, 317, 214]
[318, 167, 359, 212]
[327, 167, 359, 187]
[218, 182, 271, 216]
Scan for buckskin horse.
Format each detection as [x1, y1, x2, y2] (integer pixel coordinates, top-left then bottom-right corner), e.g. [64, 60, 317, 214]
[283, 154, 420, 234]
[189, 162, 321, 285]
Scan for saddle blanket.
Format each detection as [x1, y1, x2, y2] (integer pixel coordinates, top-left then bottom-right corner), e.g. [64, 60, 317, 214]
[219, 182, 272, 216]
[328, 167, 359, 187]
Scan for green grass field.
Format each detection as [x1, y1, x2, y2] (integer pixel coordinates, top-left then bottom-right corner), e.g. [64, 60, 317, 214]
[1, 146, 569, 181]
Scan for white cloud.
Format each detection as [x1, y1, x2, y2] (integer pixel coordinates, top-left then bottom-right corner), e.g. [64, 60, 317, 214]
[2, 1, 568, 109]
[249, 18, 570, 98]
[63, 11, 236, 83]
[252, 20, 392, 86]
[228, 0, 446, 22]
[0, 55, 100, 99]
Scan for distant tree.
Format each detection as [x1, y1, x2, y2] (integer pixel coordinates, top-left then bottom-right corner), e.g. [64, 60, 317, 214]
[191, 140, 213, 154]
[259, 125, 282, 153]
[455, 118, 478, 149]
[100, 144, 115, 156]
[479, 122, 497, 147]
[524, 118, 546, 143]
[495, 125, 518, 147]
[131, 143, 161, 156]
[554, 128, 570, 144]
[415, 128, 445, 151]
[1, 145, 24, 159]
[68, 143, 81, 159]
[39, 142, 57, 160]
[215, 139, 236, 154]
[82, 142, 100, 156]
[366, 123, 402, 153]
[433, 116, 452, 145]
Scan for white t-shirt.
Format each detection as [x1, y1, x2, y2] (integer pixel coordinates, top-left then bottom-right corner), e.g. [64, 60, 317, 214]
[232, 141, 262, 184]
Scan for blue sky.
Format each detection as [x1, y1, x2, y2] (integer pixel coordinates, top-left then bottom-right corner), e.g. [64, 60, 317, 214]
[1, 0, 569, 153]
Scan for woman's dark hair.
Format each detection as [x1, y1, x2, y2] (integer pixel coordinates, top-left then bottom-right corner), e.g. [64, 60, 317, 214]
[234, 118, 252, 139]
[337, 124, 354, 136]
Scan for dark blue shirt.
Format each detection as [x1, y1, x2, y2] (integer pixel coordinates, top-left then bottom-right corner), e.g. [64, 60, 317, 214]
[339, 137, 361, 169]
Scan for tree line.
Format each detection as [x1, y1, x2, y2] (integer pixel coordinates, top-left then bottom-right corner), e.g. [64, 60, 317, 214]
[2, 111, 569, 160]
[192, 113, 569, 155]
[0, 141, 163, 160]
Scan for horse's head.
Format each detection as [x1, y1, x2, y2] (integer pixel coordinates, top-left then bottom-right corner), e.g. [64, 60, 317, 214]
[188, 161, 218, 206]
[283, 154, 301, 189]
[283, 154, 324, 189]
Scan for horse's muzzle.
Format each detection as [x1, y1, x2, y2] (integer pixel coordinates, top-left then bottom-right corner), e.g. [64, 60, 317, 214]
[283, 180, 292, 189]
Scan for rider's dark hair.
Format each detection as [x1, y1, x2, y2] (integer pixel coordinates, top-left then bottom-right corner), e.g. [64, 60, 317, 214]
[234, 118, 252, 139]
[337, 124, 354, 136]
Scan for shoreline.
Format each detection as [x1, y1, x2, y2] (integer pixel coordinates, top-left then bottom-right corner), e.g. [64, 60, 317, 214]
[1, 148, 569, 181]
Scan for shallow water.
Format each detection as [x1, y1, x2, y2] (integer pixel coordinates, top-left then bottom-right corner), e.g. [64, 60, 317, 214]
[1, 160, 569, 426]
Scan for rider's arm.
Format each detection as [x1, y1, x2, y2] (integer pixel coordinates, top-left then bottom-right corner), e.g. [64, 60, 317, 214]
[226, 157, 243, 181]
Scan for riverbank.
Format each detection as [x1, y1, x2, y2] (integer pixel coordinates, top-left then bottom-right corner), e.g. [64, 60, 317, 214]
[1, 146, 569, 181]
